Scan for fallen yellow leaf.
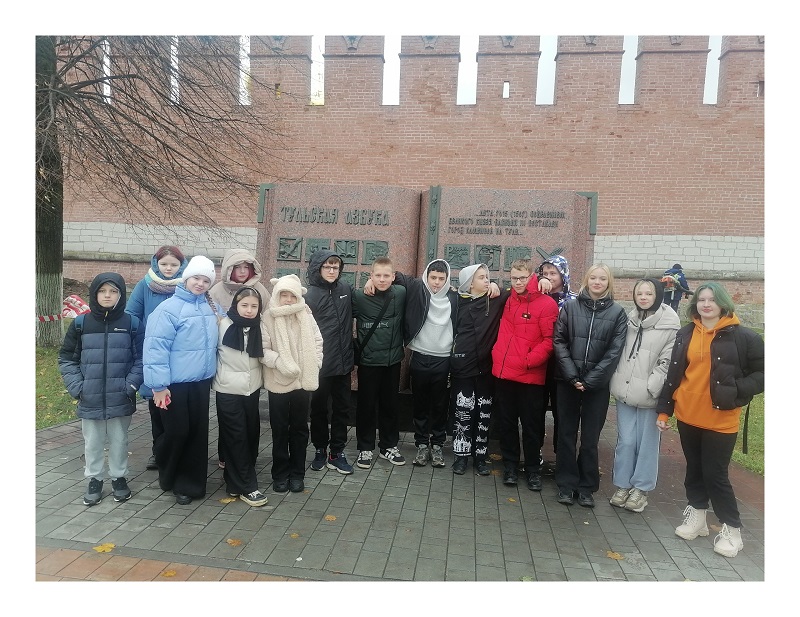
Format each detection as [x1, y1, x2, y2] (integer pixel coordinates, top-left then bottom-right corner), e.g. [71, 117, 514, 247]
[490, 469, 502, 476]
[161, 570, 177, 577]
[219, 497, 237, 504]
[507, 497, 516, 503]
[92, 543, 115, 553]
[226, 538, 243, 547]
[606, 550, 624, 560]
[489, 454, 502, 461]
[290, 533, 300, 539]
[324, 514, 337, 521]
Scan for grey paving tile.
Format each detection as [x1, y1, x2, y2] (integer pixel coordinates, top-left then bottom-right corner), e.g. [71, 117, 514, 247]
[476, 565, 507, 581]
[413, 558, 446, 581]
[353, 550, 389, 578]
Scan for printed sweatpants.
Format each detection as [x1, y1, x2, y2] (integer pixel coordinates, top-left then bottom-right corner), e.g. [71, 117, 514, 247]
[450, 374, 494, 460]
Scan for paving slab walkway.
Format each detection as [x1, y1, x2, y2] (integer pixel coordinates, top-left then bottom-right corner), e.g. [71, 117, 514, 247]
[36, 395, 764, 583]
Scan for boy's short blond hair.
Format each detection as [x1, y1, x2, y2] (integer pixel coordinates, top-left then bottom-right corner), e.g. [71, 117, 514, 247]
[509, 259, 531, 273]
[371, 256, 393, 271]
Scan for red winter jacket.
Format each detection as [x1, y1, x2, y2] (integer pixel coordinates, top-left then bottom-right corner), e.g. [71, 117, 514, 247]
[491, 283, 559, 384]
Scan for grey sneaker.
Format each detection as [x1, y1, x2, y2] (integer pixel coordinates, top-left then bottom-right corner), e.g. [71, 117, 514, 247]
[83, 477, 103, 506]
[623, 488, 648, 512]
[430, 445, 445, 467]
[379, 447, 406, 466]
[111, 477, 132, 502]
[357, 450, 373, 469]
[413, 444, 430, 466]
[609, 487, 631, 508]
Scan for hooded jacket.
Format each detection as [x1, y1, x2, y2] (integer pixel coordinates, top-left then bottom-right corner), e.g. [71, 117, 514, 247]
[450, 265, 512, 379]
[395, 259, 458, 352]
[58, 272, 144, 420]
[609, 280, 680, 408]
[305, 249, 355, 377]
[261, 275, 324, 393]
[491, 278, 559, 384]
[537, 255, 578, 309]
[209, 248, 270, 312]
[127, 252, 188, 326]
[143, 284, 219, 392]
[213, 308, 265, 397]
[656, 316, 764, 431]
[553, 289, 628, 390]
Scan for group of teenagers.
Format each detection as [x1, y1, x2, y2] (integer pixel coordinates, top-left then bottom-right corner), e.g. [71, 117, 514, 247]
[58, 243, 763, 561]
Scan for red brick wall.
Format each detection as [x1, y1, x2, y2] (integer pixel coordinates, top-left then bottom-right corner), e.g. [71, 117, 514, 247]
[63, 35, 764, 277]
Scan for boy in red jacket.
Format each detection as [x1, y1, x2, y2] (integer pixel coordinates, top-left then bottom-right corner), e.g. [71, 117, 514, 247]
[491, 259, 559, 490]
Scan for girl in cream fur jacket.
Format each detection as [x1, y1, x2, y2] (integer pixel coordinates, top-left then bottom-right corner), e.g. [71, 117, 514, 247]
[261, 274, 323, 493]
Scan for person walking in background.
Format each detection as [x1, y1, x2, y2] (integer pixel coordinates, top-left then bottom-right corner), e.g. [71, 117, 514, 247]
[535, 254, 579, 468]
[59, 273, 144, 506]
[126, 245, 187, 471]
[261, 275, 323, 494]
[144, 255, 220, 505]
[608, 278, 679, 513]
[491, 259, 558, 491]
[209, 248, 270, 469]
[213, 287, 268, 507]
[304, 249, 356, 475]
[657, 282, 763, 558]
[553, 264, 627, 507]
[662, 263, 691, 313]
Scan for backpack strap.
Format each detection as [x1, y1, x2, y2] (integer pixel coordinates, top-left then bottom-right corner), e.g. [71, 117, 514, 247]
[74, 313, 85, 334]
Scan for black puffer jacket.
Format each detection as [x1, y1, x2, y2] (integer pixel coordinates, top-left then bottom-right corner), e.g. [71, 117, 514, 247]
[58, 272, 144, 420]
[553, 290, 627, 390]
[656, 322, 764, 415]
[450, 290, 510, 379]
[305, 249, 354, 377]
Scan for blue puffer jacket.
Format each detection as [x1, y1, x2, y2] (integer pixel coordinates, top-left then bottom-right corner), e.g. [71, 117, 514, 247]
[58, 272, 144, 420]
[143, 285, 219, 392]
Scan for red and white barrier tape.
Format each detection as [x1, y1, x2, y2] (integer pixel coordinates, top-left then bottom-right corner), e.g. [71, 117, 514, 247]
[38, 314, 65, 322]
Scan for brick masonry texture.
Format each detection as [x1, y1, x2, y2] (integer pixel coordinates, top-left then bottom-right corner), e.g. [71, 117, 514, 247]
[62, 35, 764, 303]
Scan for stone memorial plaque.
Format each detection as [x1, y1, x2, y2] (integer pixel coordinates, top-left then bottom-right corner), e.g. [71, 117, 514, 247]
[305, 238, 331, 261]
[334, 239, 359, 264]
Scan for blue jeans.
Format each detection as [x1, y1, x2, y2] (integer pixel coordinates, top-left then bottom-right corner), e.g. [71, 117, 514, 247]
[612, 402, 661, 492]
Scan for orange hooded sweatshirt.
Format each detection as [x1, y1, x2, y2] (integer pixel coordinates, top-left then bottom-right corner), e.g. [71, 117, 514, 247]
[660, 314, 741, 433]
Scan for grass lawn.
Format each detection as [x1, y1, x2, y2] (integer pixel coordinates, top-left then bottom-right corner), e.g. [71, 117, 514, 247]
[35, 345, 79, 429]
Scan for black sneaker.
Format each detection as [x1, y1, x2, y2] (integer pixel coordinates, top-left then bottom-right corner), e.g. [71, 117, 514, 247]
[474, 458, 490, 476]
[452, 456, 468, 475]
[83, 478, 103, 506]
[525, 471, 542, 492]
[146, 455, 158, 470]
[503, 468, 518, 486]
[273, 479, 289, 493]
[111, 477, 132, 502]
[289, 478, 305, 493]
[557, 489, 575, 506]
[311, 448, 327, 471]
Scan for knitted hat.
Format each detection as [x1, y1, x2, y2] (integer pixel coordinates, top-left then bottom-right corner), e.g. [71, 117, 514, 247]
[269, 274, 307, 306]
[457, 263, 485, 294]
[182, 255, 216, 283]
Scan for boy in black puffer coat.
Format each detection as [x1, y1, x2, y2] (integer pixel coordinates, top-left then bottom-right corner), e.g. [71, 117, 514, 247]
[59, 272, 144, 506]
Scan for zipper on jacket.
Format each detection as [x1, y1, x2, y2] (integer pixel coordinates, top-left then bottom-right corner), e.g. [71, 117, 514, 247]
[583, 302, 597, 371]
[102, 318, 109, 418]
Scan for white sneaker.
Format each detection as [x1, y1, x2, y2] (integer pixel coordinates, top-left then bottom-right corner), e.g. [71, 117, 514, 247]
[675, 505, 709, 540]
[623, 488, 648, 513]
[240, 490, 268, 507]
[356, 450, 373, 469]
[609, 487, 631, 508]
[713, 523, 744, 558]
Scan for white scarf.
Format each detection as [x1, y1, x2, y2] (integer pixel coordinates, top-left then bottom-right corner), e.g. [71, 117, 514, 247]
[266, 302, 320, 392]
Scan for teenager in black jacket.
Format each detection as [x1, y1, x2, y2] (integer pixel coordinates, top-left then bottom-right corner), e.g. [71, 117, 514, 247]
[553, 264, 627, 507]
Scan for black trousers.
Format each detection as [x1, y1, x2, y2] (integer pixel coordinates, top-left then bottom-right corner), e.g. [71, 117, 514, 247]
[269, 389, 311, 482]
[495, 379, 545, 472]
[356, 363, 401, 451]
[310, 373, 352, 455]
[678, 420, 741, 527]
[410, 352, 450, 448]
[216, 390, 261, 495]
[555, 382, 609, 494]
[539, 375, 559, 456]
[148, 398, 164, 456]
[155, 378, 211, 498]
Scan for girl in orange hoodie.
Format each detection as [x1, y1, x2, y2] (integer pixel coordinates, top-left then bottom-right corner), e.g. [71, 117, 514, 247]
[656, 282, 763, 559]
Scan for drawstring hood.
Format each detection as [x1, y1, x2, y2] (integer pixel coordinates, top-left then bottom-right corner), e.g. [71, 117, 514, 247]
[628, 278, 667, 360]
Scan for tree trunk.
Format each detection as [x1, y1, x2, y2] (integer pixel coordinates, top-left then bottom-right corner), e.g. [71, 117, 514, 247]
[36, 36, 65, 347]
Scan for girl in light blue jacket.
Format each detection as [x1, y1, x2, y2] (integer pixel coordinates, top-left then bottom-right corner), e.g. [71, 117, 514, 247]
[144, 255, 220, 505]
